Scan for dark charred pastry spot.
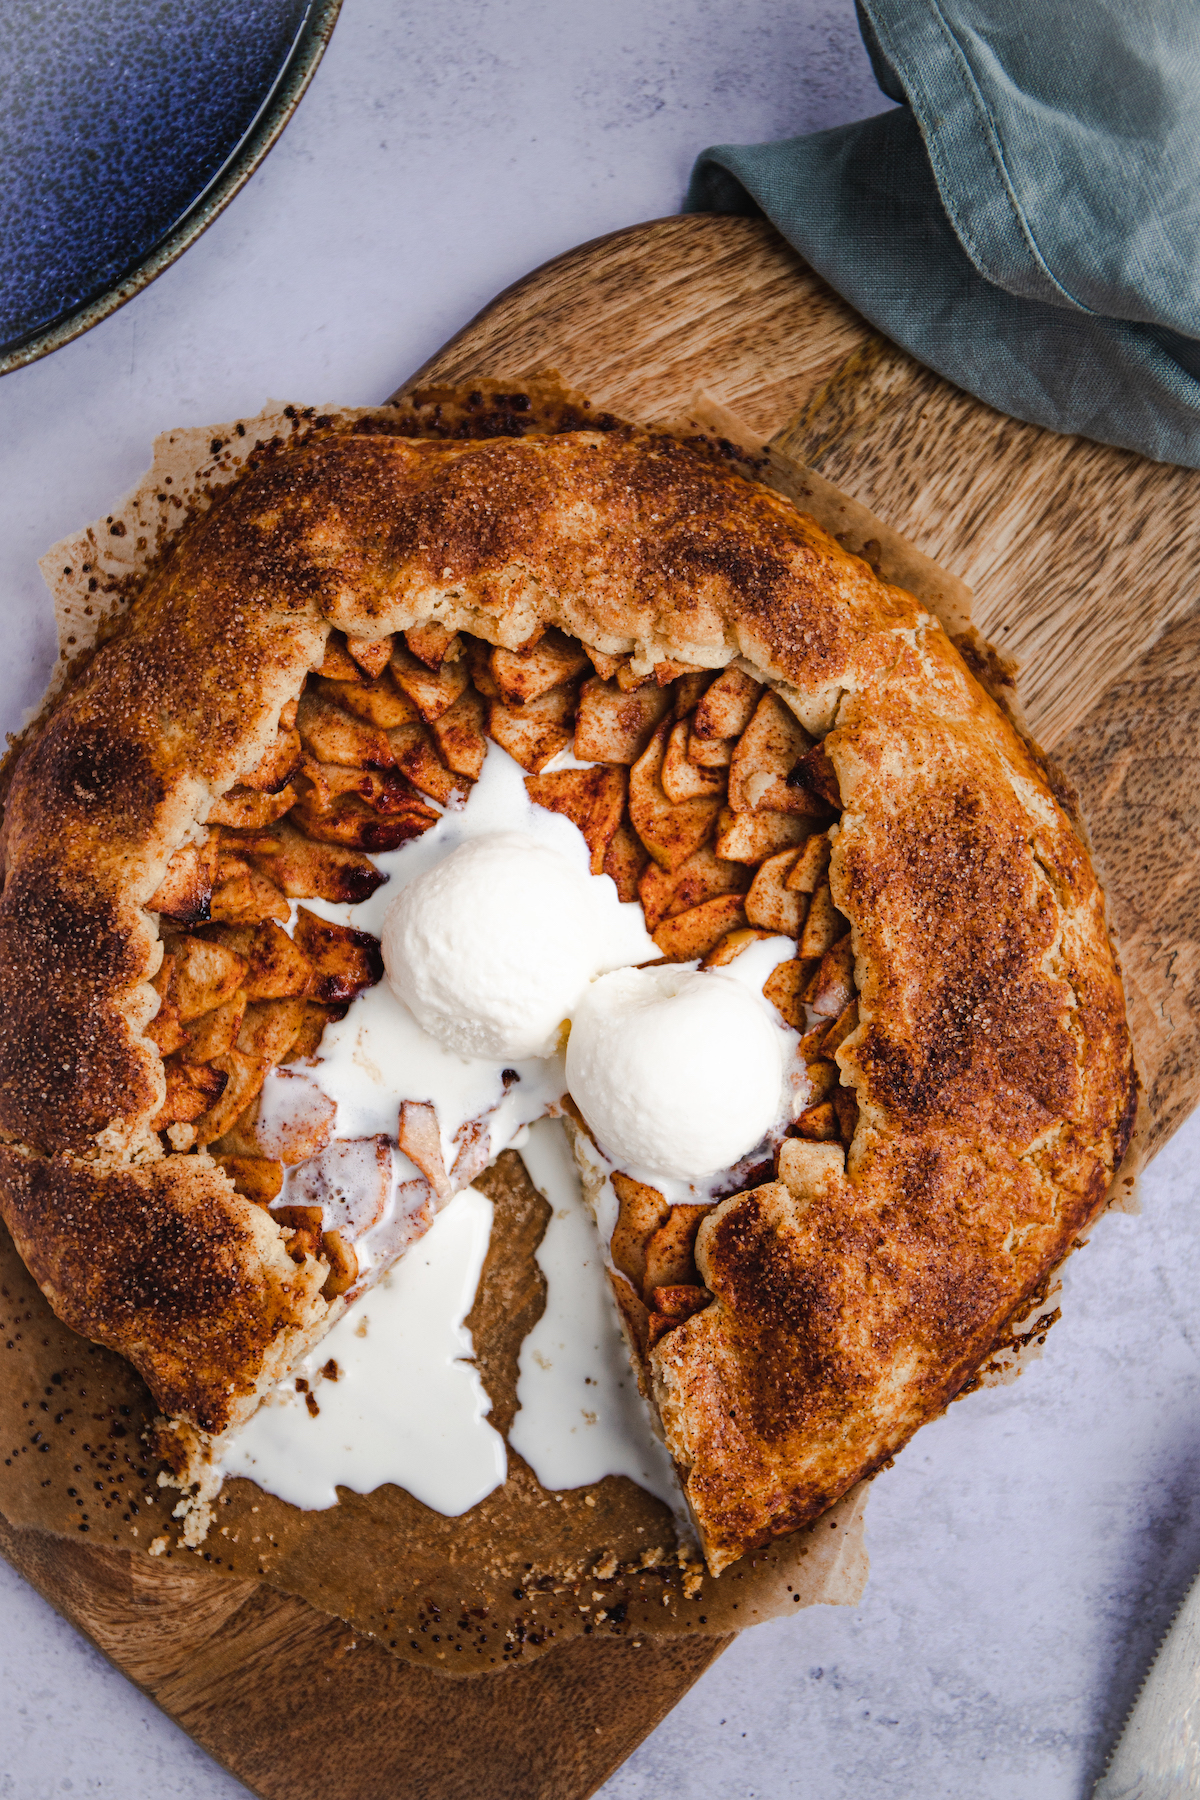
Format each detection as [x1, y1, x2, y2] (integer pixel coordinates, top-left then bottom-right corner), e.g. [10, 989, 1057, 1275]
[34, 716, 164, 828]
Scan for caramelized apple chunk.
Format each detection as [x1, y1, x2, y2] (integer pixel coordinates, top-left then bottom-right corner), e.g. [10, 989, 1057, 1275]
[524, 767, 627, 874]
[574, 677, 671, 764]
[629, 720, 722, 871]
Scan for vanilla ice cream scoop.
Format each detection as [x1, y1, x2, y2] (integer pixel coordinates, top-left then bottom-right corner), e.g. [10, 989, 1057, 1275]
[381, 832, 612, 1060]
[565, 964, 785, 1178]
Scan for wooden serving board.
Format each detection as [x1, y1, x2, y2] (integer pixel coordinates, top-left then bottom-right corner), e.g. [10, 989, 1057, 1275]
[6, 212, 1200, 1800]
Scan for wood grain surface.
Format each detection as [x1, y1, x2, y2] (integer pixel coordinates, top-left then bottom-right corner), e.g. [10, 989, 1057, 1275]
[0, 1510, 726, 1800]
[8, 211, 1200, 1799]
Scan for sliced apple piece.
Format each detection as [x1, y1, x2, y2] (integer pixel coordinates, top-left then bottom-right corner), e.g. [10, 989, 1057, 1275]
[209, 869, 291, 924]
[663, 849, 749, 915]
[149, 838, 221, 924]
[487, 685, 577, 773]
[449, 1116, 493, 1191]
[792, 1100, 839, 1141]
[253, 821, 386, 905]
[397, 1099, 451, 1200]
[587, 647, 625, 681]
[692, 666, 761, 741]
[630, 720, 722, 871]
[602, 821, 649, 901]
[145, 956, 186, 1056]
[832, 1086, 859, 1140]
[655, 658, 705, 685]
[214, 1154, 283, 1207]
[281, 1003, 333, 1063]
[789, 743, 842, 807]
[297, 691, 395, 770]
[491, 628, 590, 704]
[181, 990, 248, 1064]
[236, 997, 309, 1065]
[715, 807, 811, 863]
[728, 692, 816, 815]
[345, 634, 393, 679]
[293, 907, 383, 1006]
[290, 792, 437, 853]
[250, 1068, 338, 1164]
[464, 636, 501, 698]
[201, 920, 312, 1000]
[643, 1204, 710, 1299]
[317, 632, 365, 680]
[762, 957, 815, 1030]
[239, 726, 303, 793]
[291, 1137, 394, 1236]
[673, 672, 712, 716]
[154, 1058, 228, 1128]
[388, 719, 468, 803]
[701, 926, 779, 969]
[786, 830, 832, 892]
[799, 1018, 833, 1059]
[653, 894, 748, 962]
[316, 672, 419, 730]
[798, 881, 844, 960]
[807, 934, 855, 1017]
[687, 732, 734, 769]
[574, 676, 671, 764]
[637, 843, 749, 930]
[822, 999, 859, 1056]
[194, 1048, 271, 1146]
[661, 718, 726, 804]
[524, 766, 627, 873]
[430, 686, 488, 779]
[610, 1172, 671, 1293]
[297, 760, 424, 814]
[610, 1269, 651, 1360]
[206, 785, 297, 830]
[805, 1060, 838, 1104]
[167, 935, 248, 1021]
[389, 641, 470, 721]
[405, 622, 460, 668]
[745, 847, 808, 936]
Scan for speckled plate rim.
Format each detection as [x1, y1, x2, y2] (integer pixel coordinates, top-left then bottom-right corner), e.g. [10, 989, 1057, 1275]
[0, 0, 343, 378]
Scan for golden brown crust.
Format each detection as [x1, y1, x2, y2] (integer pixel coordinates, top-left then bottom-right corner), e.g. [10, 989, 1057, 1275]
[0, 1144, 326, 1433]
[0, 404, 1135, 1563]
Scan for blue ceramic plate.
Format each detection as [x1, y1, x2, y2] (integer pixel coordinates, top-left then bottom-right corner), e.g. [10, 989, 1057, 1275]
[0, 0, 341, 374]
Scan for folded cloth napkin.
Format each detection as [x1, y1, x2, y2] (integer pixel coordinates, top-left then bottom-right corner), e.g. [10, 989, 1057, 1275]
[686, 1, 1200, 466]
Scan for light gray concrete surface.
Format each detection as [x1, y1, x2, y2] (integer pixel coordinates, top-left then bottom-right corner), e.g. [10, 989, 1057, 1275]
[2, 2, 1197, 1796]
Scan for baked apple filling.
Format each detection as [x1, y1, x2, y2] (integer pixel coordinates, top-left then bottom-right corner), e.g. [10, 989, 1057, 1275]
[145, 620, 861, 1352]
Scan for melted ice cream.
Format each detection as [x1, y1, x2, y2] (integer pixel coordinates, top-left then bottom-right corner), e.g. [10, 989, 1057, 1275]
[507, 1117, 680, 1509]
[220, 1186, 505, 1513]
